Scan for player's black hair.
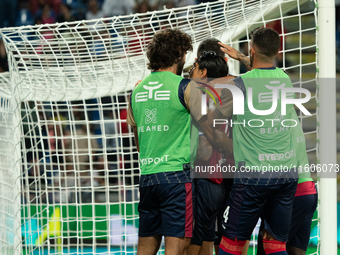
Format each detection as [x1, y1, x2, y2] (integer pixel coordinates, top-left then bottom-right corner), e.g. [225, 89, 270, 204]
[196, 51, 229, 78]
[147, 29, 193, 71]
[197, 38, 225, 58]
[250, 27, 280, 58]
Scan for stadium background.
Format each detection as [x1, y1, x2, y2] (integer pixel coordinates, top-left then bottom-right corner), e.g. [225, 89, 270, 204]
[0, 0, 339, 254]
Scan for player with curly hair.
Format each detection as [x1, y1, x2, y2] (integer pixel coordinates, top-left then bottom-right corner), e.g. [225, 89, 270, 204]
[127, 28, 195, 255]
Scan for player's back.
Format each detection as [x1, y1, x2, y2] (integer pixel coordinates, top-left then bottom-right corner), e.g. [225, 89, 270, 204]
[232, 67, 303, 183]
[131, 71, 191, 176]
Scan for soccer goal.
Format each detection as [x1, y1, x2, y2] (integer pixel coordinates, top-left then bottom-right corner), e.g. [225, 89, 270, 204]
[0, 0, 336, 254]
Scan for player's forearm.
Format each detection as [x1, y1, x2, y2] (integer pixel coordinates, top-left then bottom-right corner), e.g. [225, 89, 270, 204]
[236, 52, 252, 71]
[197, 135, 213, 162]
[204, 130, 233, 158]
[211, 130, 233, 158]
[208, 111, 233, 156]
[197, 118, 233, 158]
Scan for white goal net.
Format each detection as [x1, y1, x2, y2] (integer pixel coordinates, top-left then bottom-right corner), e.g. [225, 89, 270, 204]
[0, 0, 320, 254]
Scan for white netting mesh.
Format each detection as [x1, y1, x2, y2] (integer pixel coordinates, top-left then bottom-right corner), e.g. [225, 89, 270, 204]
[0, 0, 320, 254]
[1, 0, 309, 101]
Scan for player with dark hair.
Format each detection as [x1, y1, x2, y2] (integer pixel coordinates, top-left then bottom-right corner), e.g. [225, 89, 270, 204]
[187, 38, 252, 255]
[188, 51, 232, 255]
[219, 28, 317, 255]
[188, 46, 252, 254]
[127, 28, 194, 255]
[210, 27, 304, 255]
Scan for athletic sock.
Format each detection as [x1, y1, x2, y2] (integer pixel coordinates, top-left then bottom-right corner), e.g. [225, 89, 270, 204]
[218, 236, 247, 255]
[263, 238, 288, 255]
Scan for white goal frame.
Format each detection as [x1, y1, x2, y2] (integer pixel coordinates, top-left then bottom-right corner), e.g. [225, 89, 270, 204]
[318, 0, 337, 254]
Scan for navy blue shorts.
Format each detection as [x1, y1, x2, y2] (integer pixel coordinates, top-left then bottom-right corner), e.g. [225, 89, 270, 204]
[287, 191, 318, 250]
[138, 182, 194, 238]
[215, 179, 233, 245]
[257, 189, 318, 254]
[191, 179, 226, 245]
[222, 181, 297, 242]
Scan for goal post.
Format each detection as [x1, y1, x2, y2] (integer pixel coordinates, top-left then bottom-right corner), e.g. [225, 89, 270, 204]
[0, 0, 332, 254]
[0, 72, 22, 255]
[318, 0, 337, 254]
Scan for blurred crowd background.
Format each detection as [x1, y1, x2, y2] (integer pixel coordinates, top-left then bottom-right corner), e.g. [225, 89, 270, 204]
[0, 0, 220, 73]
[0, 0, 217, 30]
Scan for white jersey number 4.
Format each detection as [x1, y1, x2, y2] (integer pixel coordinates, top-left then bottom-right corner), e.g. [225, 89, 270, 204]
[223, 206, 230, 224]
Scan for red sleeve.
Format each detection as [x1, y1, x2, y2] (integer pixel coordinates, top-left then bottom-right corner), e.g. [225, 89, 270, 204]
[120, 109, 129, 133]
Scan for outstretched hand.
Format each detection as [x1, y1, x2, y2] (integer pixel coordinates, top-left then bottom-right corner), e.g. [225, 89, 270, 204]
[218, 42, 252, 71]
